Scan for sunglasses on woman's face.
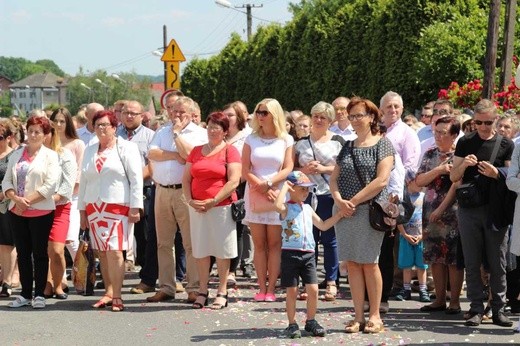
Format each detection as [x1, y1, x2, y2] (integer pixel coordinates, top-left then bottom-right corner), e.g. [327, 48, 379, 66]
[255, 110, 269, 117]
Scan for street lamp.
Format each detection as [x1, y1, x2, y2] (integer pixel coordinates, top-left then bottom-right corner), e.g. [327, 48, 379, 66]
[111, 73, 128, 85]
[80, 83, 93, 102]
[95, 78, 109, 107]
[215, 0, 263, 41]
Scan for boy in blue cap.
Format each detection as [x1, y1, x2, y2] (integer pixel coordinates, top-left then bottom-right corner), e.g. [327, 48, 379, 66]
[274, 171, 345, 338]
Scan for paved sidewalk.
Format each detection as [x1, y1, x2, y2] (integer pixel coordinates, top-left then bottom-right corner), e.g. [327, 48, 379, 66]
[1, 268, 519, 345]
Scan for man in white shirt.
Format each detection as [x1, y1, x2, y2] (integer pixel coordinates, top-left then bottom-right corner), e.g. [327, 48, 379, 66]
[146, 96, 207, 303]
[417, 102, 435, 142]
[78, 103, 104, 146]
[330, 97, 357, 141]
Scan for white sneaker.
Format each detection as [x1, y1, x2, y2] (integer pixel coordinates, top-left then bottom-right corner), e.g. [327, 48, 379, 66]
[32, 296, 46, 309]
[8, 296, 31, 308]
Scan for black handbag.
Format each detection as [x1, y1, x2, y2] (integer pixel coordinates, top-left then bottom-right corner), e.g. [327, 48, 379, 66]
[455, 180, 483, 208]
[369, 199, 400, 232]
[225, 147, 245, 222]
[231, 199, 245, 222]
[349, 140, 399, 232]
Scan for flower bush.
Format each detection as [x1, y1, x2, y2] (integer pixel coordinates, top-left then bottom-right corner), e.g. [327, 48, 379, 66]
[437, 79, 483, 109]
[494, 79, 520, 112]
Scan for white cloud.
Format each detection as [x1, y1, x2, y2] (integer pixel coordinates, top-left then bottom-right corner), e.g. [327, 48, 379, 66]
[43, 12, 85, 22]
[10, 10, 31, 23]
[102, 17, 125, 27]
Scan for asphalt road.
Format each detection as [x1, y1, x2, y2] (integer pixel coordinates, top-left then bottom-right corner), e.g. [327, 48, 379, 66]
[1, 264, 520, 345]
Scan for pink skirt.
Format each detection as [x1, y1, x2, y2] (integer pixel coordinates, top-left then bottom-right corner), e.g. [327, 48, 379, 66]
[86, 202, 130, 251]
[49, 203, 71, 243]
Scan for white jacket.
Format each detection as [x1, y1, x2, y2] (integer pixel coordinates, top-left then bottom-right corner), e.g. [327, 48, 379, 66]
[2, 146, 60, 211]
[78, 138, 143, 210]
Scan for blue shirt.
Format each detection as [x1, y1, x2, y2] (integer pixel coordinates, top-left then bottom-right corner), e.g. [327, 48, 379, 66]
[280, 203, 315, 252]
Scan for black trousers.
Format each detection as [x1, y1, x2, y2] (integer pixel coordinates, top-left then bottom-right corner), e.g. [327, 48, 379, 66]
[379, 232, 395, 303]
[10, 211, 54, 299]
[140, 186, 158, 287]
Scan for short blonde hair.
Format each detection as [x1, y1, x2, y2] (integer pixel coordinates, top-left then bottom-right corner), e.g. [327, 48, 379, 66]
[310, 101, 335, 122]
[251, 98, 287, 139]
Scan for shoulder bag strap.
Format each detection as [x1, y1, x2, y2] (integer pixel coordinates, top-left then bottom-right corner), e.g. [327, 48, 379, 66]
[350, 141, 366, 188]
[489, 134, 503, 166]
[307, 137, 330, 184]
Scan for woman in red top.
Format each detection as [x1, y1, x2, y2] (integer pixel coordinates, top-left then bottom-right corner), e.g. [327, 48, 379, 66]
[182, 112, 241, 310]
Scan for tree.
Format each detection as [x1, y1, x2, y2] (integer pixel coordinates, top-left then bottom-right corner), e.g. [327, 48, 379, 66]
[0, 56, 65, 82]
[181, 0, 508, 112]
[35, 59, 65, 77]
[65, 69, 153, 115]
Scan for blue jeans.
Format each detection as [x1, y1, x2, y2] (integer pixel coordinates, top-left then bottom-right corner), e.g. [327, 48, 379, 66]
[305, 193, 339, 282]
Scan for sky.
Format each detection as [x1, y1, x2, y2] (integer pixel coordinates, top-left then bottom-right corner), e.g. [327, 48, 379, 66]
[0, 0, 294, 78]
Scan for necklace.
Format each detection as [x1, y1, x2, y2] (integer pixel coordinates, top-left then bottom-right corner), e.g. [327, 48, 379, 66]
[259, 136, 277, 145]
[206, 141, 222, 152]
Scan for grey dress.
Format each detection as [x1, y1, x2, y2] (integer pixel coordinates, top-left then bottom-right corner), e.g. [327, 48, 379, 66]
[334, 137, 395, 263]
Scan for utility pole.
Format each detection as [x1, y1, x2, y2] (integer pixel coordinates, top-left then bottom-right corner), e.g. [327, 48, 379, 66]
[499, 0, 517, 90]
[482, 0, 501, 99]
[163, 25, 168, 91]
[236, 3, 263, 41]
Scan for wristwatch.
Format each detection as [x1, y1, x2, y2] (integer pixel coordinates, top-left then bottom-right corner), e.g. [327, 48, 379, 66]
[173, 131, 180, 139]
[266, 179, 273, 189]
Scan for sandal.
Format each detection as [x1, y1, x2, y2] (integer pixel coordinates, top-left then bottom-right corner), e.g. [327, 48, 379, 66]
[211, 293, 228, 310]
[324, 284, 337, 301]
[92, 295, 113, 308]
[192, 292, 209, 309]
[363, 320, 384, 334]
[112, 297, 124, 312]
[0, 283, 12, 297]
[344, 320, 365, 333]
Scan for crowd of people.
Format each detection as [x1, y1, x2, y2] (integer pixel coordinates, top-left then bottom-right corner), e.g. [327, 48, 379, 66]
[1, 90, 520, 338]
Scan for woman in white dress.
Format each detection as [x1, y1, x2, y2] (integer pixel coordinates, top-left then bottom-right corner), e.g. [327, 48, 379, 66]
[242, 98, 294, 302]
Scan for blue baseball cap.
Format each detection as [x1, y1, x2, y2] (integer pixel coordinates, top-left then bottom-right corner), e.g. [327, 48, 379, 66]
[287, 171, 316, 187]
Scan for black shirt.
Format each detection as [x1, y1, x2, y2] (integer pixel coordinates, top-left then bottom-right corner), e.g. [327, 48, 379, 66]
[454, 132, 514, 184]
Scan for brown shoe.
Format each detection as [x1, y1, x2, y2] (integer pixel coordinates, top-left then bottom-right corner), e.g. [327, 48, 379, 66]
[130, 282, 155, 294]
[187, 291, 199, 303]
[146, 291, 175, 302]
[176, 282, 186, 293]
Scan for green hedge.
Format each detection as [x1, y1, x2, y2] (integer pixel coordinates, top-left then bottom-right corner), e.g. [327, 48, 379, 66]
[182, 0, 512, 116]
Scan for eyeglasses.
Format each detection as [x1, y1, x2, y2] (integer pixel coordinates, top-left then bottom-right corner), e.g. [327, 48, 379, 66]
[255, 110, 269, 117]
[53, 119, 66, 124]
[474, 120, 494, 126]
[347, 113, 368, 121]
[434, 130, 450, 136]
[96, 123, 112, 129]
[207, 125, 223, 132]
[122, 111, 141, 117]
[432, 109, 450, 116]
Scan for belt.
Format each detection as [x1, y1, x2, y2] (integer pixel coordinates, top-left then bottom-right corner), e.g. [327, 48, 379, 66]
[158, 183, 182, 189]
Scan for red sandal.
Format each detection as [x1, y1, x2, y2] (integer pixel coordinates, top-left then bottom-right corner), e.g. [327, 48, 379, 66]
[112, 297, 124, 312]
[92, 295, 112, 308]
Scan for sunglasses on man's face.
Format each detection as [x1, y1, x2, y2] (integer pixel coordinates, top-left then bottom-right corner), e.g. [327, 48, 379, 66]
[474, 120, 494, 126]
